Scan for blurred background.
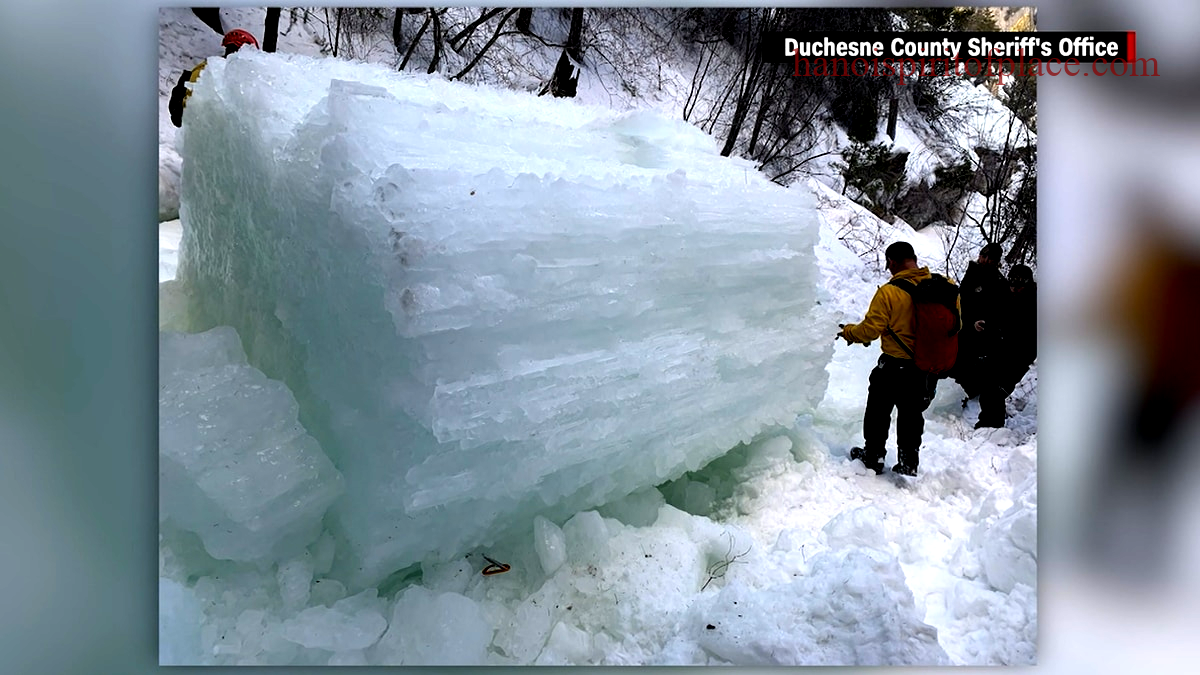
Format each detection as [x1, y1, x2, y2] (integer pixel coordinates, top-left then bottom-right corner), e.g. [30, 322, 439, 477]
[2, 0, 1199, 673]
[1038, 0, 1200, 670]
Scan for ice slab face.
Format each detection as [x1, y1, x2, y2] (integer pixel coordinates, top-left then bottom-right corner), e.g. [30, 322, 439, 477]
[159, 578, 204, 664]
[177, 51, 833, 587]
[533, 515, 567, 576]
[159, 327, 344, 562]
[281, 590, 388, 652]
[372, 586, 492, 665]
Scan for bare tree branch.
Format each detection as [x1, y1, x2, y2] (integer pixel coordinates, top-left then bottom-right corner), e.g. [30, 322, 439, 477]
[451, 9, 520, 81]
[399, 11, 431, 70]
[449, 8, 507, 52]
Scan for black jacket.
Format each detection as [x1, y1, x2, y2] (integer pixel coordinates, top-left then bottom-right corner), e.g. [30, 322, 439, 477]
[958, 261, 1007, 354]
[168, 61, 207, 128]
[1000, 282, 1037, 367]
[960, 261, 1007, 326]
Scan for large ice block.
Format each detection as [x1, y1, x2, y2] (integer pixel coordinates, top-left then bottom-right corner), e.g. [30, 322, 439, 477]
[160, 327, 344, 562]
[176, 51, 834, 587]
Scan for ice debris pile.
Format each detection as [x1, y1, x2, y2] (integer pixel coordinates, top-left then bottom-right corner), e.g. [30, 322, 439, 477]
[159, 327, 343, 563]
[171, 50, 833, 589]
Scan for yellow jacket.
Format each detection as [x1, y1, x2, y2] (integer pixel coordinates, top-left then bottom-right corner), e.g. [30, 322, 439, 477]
[842, 267, 948, 360]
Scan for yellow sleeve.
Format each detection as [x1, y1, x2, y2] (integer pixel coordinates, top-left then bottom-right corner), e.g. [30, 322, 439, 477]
[843, 286, 896, 344]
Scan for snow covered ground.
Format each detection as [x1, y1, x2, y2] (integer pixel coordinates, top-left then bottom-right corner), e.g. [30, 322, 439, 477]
[158, 8, 1036, 666]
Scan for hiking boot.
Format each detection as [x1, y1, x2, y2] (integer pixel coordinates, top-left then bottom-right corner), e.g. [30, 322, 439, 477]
[893, 447, 919, 476]
[850, 446, 885, 474]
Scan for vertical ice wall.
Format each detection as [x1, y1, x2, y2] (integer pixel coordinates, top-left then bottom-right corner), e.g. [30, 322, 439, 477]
[176, 52, 834, 588]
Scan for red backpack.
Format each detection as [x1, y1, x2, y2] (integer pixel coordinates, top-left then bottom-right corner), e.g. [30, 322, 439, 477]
[886, 274, 960, 375]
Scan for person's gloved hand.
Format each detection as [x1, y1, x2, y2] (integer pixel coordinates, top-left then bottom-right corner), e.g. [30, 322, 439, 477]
[837, 323, 870, 347]
[837, 324, 854, 345]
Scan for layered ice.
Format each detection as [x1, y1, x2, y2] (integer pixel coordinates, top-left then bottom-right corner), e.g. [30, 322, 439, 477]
[159, 327, 343, 562]
[176, 51, 833, 586]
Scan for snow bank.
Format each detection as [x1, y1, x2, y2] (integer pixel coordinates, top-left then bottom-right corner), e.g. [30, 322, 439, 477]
[688, 549, 949, 665]
[174, 51, 832, 587]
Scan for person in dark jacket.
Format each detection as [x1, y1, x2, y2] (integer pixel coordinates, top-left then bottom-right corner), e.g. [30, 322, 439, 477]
[976, 264, 1037, 427]
[999, 264, 1037, 390]
[953, 243, 1007, 405]
[169, 29, 259, 128]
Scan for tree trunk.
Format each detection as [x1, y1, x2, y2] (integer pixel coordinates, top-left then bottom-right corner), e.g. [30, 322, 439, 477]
[682, 48, 708, 122]
[548, 8, 584, 97]
[332, 8, 343, 58]
[263, 8, 281, 53]
[886, 97, 899, 140]
[747, 71, 779, 155]
[719, 10, 771, 158]
[427, 10, 443, 74]
[565, 8, 584, 61]
[516, 8, 533, 35]
[549, 51, 579, 98]
[720, 55, 763, 157]
[392, 9, 403, 53]
[191, 8, 223, 35]
[400, 12, 432, 70]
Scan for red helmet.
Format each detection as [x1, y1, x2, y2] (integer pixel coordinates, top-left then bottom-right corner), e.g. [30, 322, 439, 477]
[222, 29, 259, 51]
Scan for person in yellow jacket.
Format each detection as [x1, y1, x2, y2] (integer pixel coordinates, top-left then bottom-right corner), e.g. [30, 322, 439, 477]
[169, 29, 259, 128]
[838, 241, 944, 476]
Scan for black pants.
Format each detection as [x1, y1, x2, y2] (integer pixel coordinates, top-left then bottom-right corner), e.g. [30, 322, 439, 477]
[864, 354, 936, 467]
[978, 358, 1032, 426]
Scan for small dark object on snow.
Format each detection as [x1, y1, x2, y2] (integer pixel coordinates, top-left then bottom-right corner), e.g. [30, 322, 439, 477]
[706, 624, 716, 630]
[481, 554, 511, 576]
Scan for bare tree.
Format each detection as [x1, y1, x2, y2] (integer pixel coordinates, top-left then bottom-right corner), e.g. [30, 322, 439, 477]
[451, 9, 520, 81]
[673, 8, 891, 171]
[548, 8, 585, 98]
[565, 7, 584, 61]
[392, 9, 404, 53]
[718, 9, 773, 156]
[399, 11, 432, 70]
[427, 9, 444, 74]
[682, 41, 719, 122]
[263, 8, 281, 53]
[320, 7, 345, 58]
[449, 8, 507, 52]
